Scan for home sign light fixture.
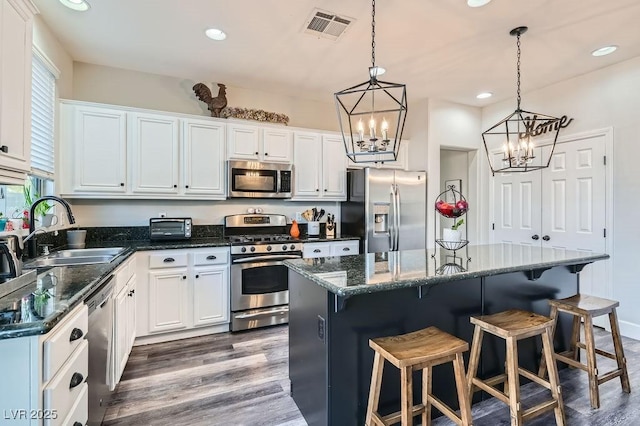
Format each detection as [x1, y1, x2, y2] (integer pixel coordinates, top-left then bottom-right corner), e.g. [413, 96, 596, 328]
[482, 26, 562, 175]
[334, 0, 407, 164]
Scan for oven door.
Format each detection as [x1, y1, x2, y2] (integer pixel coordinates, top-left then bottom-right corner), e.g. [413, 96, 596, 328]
[231, 254, 300, 311]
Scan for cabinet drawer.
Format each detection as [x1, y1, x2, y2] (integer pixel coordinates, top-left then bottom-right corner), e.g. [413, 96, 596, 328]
[193, 249, 229, 266]
[330, 241, 360, 256]
[43, 304, 88, 383]
[53, 381, 88, 426]
[148, 252, 188, 269]
[44, 340, 89, 424]
[303, 243, 331, 258]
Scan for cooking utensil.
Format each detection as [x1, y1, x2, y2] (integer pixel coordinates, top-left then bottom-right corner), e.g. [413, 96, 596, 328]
[312, 208, 318, 221]
[318, 209, 325, 221]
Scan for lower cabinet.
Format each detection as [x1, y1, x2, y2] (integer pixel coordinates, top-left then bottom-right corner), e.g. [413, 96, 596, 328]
[0, 303, 89, 426]
[112, 255, 137, 387]
[136, 247, 230, 343]
[303, 240, 360, 259]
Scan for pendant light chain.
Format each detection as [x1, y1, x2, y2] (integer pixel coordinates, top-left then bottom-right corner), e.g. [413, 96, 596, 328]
[371, 0, 376, 68]
[516, 31, 521, 111]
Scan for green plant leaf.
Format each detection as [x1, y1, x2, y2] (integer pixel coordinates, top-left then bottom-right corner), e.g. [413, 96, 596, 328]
[452, 218, 464, 230]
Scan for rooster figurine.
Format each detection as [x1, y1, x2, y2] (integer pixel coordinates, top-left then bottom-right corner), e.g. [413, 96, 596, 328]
[192, 82, 227, 117]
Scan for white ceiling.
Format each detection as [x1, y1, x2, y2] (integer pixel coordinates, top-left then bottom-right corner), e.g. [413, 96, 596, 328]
[33, 0, 640, 107]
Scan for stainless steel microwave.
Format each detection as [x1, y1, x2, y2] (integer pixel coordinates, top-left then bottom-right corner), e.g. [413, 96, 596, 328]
[149, 217, 192, 240]
[228, 160, 293, 199]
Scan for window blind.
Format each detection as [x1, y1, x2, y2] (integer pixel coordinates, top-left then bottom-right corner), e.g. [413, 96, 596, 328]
[31, 54, 56, 177]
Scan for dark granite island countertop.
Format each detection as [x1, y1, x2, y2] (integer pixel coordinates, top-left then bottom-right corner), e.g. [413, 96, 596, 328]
[286, 244, 610, 426]
[284, 244, 609, 297]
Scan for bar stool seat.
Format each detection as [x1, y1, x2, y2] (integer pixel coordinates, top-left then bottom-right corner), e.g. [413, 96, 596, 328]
[466, 309, 565, 425]
[366, 326, 472, 426]
[538, 294, 631, 409]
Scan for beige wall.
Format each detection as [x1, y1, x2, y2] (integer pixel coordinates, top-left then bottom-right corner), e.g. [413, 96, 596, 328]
[32, 16, 73, 98]
[72, 62, 340, 131]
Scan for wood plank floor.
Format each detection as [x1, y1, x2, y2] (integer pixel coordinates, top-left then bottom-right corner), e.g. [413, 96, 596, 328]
[104, 325, 640, 425]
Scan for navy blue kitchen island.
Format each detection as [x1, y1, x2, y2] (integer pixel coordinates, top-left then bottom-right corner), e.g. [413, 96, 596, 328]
[285, 244, 609, 425]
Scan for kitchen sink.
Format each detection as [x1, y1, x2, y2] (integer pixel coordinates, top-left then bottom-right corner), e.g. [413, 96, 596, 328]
[27, 247, 126, 268]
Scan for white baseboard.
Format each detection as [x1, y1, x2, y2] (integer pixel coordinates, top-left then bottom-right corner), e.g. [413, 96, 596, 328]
[133, 323, 230, 346]
[618, 319, 640, 341]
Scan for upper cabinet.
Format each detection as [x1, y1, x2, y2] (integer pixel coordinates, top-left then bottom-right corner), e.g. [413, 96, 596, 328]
[129, 112, 180, 195]
[292, 132, 346, 201]
[227, 122, 292, 163]
[0, 0, 38, 182]
[61, 104, 128, 193]
[60, 101, 227, 200]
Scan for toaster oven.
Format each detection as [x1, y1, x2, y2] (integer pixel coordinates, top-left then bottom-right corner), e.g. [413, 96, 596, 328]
[149, 218, 192, 240]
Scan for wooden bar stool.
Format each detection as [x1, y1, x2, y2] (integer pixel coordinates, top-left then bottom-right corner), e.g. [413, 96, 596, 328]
[538, 294, 631, 409]
[466, 310, 565, 426]
[366, 327, 472, 426]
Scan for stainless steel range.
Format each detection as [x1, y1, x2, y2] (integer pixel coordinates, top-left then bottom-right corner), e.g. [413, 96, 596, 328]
[225, 214, 302, 331]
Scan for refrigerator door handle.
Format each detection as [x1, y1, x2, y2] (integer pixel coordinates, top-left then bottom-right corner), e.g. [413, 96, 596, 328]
[389, 184, 396, 251]
[394, 184, 401, 251]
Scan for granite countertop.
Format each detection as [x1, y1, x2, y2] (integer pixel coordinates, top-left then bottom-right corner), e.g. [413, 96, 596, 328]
[0, 235, 360, 339]
[284, 243, 610, 297]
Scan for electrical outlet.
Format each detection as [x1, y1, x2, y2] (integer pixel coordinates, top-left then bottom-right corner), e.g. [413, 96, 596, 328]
[159, 212, 166, 218]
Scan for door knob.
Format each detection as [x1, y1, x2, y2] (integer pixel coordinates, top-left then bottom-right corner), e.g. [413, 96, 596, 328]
[542, 235, 550, 241]
[531, 234, 539, 240]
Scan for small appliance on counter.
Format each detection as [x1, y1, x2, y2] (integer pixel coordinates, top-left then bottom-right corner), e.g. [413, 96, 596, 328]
[149, 217, 192, 240]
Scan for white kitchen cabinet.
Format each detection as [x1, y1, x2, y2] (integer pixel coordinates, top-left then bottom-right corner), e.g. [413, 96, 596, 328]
[62, 103, 128, 194]
[293, 132, 347, 201]
[130, 112, 180, 194]
[136, 247, 230, 344]
[303, 240, 360, 259]
[0, 302, 89, 426]
[0, 0, 37, 182]
[112, 255, 137, 386]
[228, 122, 293, 163]
[148, 267, 189, 333]
[347, 139, 410, 170]
[182, 118, 226, 198]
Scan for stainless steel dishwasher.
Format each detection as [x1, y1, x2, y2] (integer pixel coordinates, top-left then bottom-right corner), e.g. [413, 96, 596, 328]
[86, 275, 114, 426]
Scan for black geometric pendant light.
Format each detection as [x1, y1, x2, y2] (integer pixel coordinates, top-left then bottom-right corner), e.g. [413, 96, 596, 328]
[482, 26, 562, 175]
[334, 0, 408, 164]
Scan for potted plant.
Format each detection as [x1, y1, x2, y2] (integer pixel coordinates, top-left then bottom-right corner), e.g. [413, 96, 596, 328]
[23, 182, 54, 226]
[443, 218, 464, 242]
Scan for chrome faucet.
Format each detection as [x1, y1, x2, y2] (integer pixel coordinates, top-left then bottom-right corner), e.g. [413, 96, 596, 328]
[28, 196, 76, 258]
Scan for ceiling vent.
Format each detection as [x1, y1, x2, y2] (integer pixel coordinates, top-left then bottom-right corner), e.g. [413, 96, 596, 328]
[304, 8, 354, 41]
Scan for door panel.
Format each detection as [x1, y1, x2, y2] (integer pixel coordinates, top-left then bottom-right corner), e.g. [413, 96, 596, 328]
[492, 133, 607, 299]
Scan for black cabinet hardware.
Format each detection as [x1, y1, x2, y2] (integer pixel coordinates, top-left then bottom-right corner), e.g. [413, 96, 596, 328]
[206, 255, 217, 260]
[163, 257, 175, 263]
[69, 372, 84, 389]
[531, 235, 539, 240]
[69, 328, 84, 342]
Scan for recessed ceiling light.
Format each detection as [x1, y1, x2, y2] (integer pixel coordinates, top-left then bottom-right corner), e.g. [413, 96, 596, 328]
[476, 92, 492, 99]
[205, 28, 227, 41]
[59, 0, 90, 11]
[591, 45, 618, 57]
[467, 0, 492, 7]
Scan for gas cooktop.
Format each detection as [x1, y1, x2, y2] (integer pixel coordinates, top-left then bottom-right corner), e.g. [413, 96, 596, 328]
[228, 234, 297, 244]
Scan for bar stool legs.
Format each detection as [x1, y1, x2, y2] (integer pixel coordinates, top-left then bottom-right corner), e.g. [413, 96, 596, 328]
[539, 295, 631, 410]
[466, 310, 565, 426]
[365, 327, 472, 426]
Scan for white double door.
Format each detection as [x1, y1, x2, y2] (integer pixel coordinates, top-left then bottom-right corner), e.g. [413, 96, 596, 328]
[491, 131, 609, 300]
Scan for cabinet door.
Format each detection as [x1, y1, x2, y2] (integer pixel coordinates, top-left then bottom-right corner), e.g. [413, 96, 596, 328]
[321, 135, 347, 199]
[183, 119, 226, 197]
[227, 124, 260, 160]
[126, 276, 137, 350]
[293, 132, 322, 198]
[130, 113, 180, 194]
[114, 285, 128, 383]
[0, 0, 33, 174]
[262, 128, 292, 163]
[72, 106, 127, 192]
[148, 268, 189, 333]
[192, 266, 229, 327]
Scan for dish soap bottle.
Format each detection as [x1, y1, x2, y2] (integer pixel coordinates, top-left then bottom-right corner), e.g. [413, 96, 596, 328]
[290, 220, 300, 238]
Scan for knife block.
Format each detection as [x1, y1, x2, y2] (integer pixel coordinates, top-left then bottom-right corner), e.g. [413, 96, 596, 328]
[325, 223, 335, 239]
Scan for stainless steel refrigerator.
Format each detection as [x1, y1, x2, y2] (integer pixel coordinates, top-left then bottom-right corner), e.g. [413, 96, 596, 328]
[342, 168, 427, 253]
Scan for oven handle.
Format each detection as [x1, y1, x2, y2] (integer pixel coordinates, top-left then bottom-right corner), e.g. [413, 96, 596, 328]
[235, 306, 289, 319]
[232, 254, 301, 264]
